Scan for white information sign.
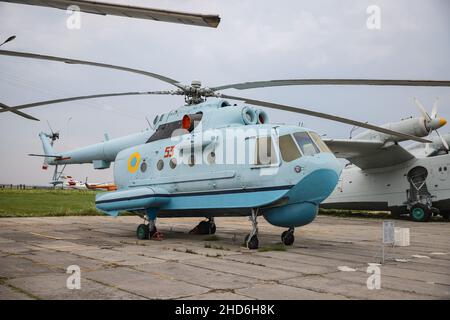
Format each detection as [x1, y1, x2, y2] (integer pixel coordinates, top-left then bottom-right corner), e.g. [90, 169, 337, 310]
[383, 221, 395, 244]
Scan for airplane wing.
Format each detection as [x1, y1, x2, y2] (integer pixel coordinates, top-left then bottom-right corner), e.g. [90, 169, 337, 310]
[1, 0, 220, 28]
[323, 139, 415, 170]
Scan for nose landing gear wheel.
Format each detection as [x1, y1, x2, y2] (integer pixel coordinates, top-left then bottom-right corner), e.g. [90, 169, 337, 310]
[281, 228, 295, 246]
[137, 224, 149, 240]
[245, 234, 259, 250]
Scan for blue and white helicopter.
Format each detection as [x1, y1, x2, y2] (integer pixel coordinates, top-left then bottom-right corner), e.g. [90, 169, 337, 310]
[2, 49, 448, 249]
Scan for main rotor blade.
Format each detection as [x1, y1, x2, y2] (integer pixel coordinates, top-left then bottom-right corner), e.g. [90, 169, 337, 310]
[0, 91, 181, 113]
[220, 94, 431, 143]
[0, 50, 185, 90]
[1, 0, 220, 28]
[212, 79, 450, 91]
[0, 102, 39, 121]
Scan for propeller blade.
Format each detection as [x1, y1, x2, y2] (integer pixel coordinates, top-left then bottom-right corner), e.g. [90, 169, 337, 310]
[436, 130, 450, 151]
[0, 50, 185, 90]
[413, 97, 431, 121]
[0, 90, 182, 114]
[220, 94, 431, 143]
[0, 102, 39, 121]
[212, 79, 450, 91]
[1, 0, 220, 28]
[431, 98, 439, 118]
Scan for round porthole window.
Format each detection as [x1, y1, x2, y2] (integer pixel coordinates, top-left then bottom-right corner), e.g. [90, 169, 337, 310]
[157, 159, 164, 171]
[169, 158, 177, 169]
[140, 160, 147, 172]
[207, 151, 216, 165]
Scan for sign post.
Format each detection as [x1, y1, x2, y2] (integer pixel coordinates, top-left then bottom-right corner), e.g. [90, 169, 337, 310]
[381, 221, 395, 263]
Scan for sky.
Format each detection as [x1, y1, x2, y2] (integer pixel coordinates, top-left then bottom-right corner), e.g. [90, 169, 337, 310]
[0, 0, 449, 185]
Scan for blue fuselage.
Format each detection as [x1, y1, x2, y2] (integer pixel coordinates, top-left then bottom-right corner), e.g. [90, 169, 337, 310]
[95, 100, 342, 228]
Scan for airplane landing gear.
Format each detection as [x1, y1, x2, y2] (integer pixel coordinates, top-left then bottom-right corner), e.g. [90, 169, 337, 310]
[281, 228, 295, 246]
[245, 209, 259, 250]
[190, 217, 216, 235]
[410, 204, 432, 222]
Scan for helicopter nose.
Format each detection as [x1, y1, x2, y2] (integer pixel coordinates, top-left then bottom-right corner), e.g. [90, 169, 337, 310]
[290, 153, 342, 204]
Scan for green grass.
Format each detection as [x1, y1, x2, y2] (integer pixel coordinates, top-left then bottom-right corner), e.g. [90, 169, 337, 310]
[257, 243, 287, 252]
[0, 189, 103, 217]
[318, 208, 391, 219]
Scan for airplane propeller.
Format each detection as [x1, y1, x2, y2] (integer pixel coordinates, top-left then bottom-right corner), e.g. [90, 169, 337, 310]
[414, 97, 449, 151]
[2, 49, 450, 143]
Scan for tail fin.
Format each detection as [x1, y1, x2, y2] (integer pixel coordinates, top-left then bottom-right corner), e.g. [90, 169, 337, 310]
[39, 132, 56, 165]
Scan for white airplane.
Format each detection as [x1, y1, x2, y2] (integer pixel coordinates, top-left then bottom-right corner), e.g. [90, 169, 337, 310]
[59, 175, 87, 189]
[322, 98, 450, 222]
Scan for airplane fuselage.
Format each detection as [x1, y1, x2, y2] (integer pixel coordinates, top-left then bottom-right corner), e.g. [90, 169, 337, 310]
[322, 153, 450, 214]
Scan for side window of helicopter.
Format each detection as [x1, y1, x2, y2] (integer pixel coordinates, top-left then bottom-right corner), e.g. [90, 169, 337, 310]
[279, 134, 301, 162]
[254, 136, 278, 166]
[309, 132, 332, 153]
[293, 132, 320, 156]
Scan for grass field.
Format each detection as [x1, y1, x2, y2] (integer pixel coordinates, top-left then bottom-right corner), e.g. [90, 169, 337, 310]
[0, 189, 102, 217]
[0, 188, 394, 219]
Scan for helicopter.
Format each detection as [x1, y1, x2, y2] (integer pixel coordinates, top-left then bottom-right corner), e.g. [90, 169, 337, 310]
[1, 48, 449, 249]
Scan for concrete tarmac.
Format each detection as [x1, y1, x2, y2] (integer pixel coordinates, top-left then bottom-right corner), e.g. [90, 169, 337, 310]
[0, 215, 449, 300]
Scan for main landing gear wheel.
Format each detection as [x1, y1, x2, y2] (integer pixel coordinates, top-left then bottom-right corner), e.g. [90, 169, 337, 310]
[136, 224, 149, 240]
[410, 204, 432, 222]
[137, 219, 164, 240]
[189, 218, 216, 235]
[245, 208, 259, 250]
[281, 228, 295, 246]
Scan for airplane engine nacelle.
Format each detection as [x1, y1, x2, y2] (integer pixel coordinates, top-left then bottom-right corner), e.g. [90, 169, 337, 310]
[355, 118, 429, 142]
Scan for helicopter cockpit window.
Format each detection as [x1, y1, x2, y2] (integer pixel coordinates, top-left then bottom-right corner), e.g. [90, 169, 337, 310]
[279, 134, 301, 162]
[293, 132, 320, 156]
[308, 132, 332, 153]
[255, 136, 278, 165]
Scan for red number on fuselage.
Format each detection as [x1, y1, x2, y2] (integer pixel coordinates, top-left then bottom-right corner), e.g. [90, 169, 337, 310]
[164, 146, 175, 158]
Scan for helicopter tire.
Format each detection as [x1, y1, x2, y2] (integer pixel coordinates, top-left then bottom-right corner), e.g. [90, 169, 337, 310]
[245, 234, 259, 250]
[209, 222, 217, 235]
[281, 230, 295, 246]
[410, 204, 432, 222]
[136, 224, 149, 240]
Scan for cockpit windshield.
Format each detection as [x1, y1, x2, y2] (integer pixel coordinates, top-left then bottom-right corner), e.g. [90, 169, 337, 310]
[293, 132, 320, 156]
[308, 132, 332, 153]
